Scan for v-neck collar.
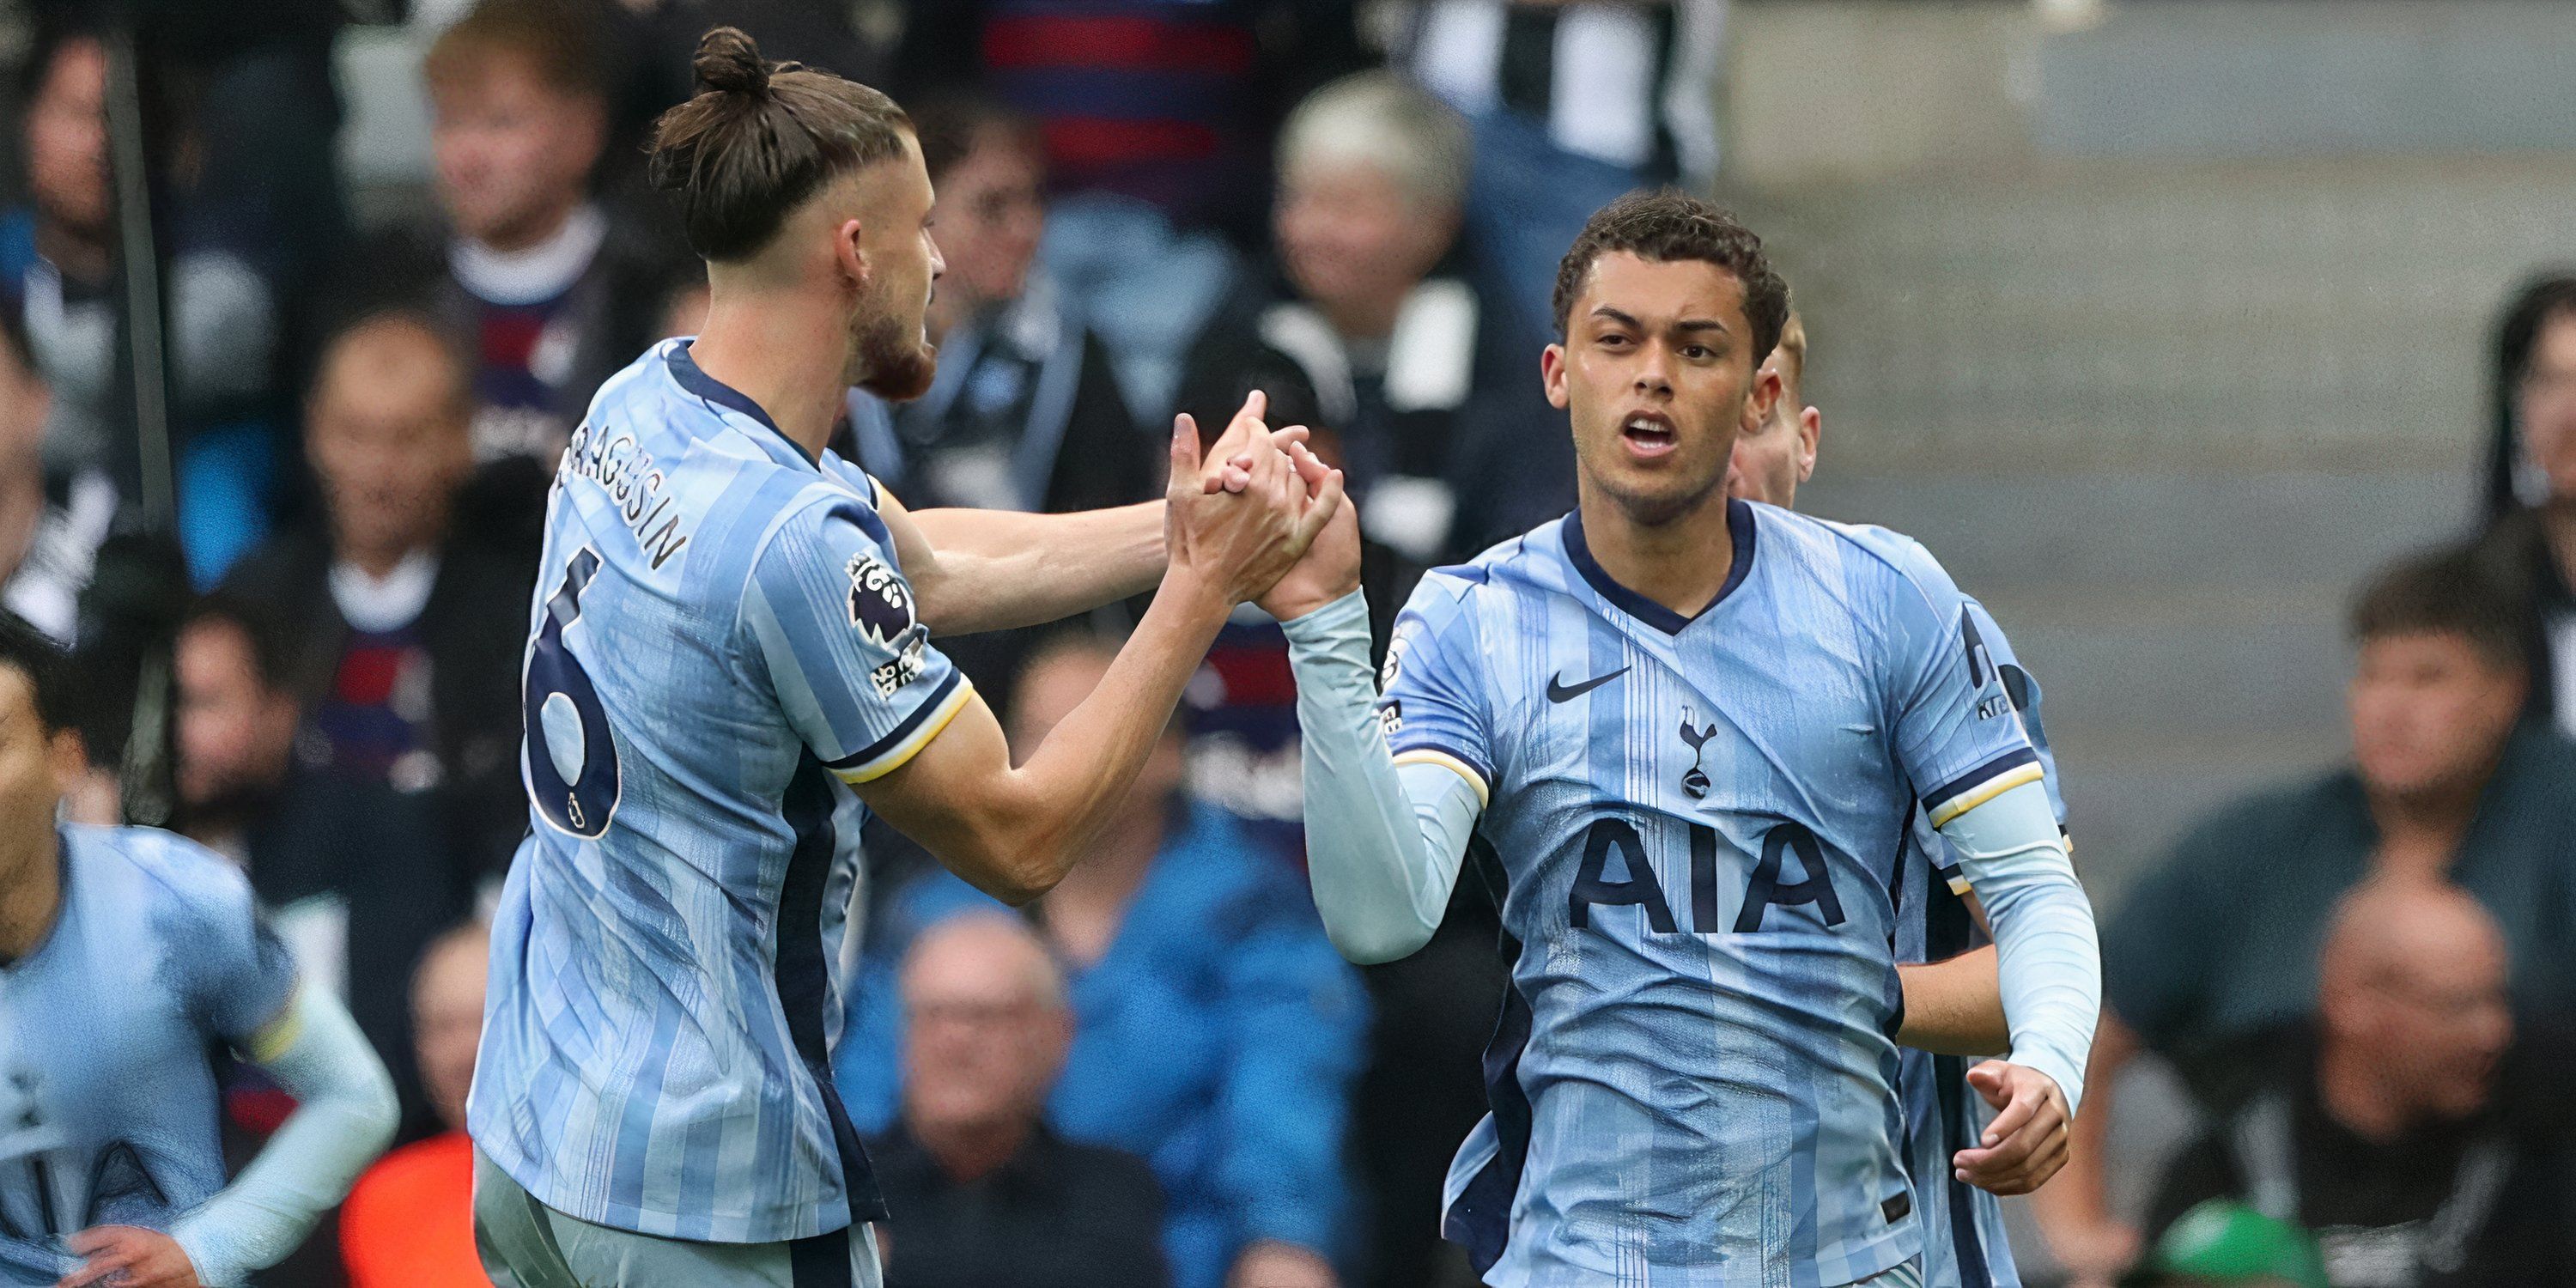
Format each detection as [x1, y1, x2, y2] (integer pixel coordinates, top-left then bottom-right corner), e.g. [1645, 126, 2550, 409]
[665, 339, 817, 470]
[1560, 497, 1758, 635]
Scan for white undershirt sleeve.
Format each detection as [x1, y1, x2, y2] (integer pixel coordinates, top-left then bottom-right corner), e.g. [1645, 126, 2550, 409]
[1935, 778, 2102, 1114]
[1282, 591, 1483, 964]
[173, 983, 399, 1286]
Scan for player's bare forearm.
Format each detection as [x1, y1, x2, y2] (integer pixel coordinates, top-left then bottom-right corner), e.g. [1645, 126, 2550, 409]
[905, 502, 1166, 633]
[861, 416, 1338, 903]
[1895, 945, 2008, 1055]
[861, 572, 1234, 902]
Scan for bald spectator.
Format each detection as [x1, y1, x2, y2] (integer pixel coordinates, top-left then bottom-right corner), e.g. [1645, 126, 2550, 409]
[868, 914, 1170, 1288]
[222, 311, 544, 882]
[2143, 882, 2576, 1286]
[2041, 545, 2576, 1279]
[842, 637, 1370, 1288]
[342, 920, 495, 1288]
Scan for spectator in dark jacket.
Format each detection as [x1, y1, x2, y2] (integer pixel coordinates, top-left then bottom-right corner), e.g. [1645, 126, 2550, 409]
[2145, 880, 2576, 1286]
[842, 636, 1370, 1288]
[346, 0, 674, 466]
[2038, 545, 2576, 1279]
[174, 591, 473, 1145]
[1183, 70, 1568, 576]
[220, 310, 542, 884]
[841, 93, 1155, 717]
[870, 913, 1171, 1288]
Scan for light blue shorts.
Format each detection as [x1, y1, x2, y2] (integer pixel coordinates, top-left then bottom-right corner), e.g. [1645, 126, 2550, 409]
[472, 1147, 883, 1288]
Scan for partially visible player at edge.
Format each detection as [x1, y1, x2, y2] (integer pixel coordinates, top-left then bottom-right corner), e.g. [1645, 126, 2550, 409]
[1266, 191, 2101, 1285]
[0, 616, 399, 1288]
[1729, 309, 2076, 1287]
[469, 29, 1340, 1288]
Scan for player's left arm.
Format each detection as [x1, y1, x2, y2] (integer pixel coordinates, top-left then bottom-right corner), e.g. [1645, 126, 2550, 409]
[169, 987, 399, 1286]
[64, 879, 396, 1288]
[1934, 781, 2099, 1195]
[876, 394, 1302, 635]
[1897, 596, 2068, 1058]
[1886, 565, 2099, 1198]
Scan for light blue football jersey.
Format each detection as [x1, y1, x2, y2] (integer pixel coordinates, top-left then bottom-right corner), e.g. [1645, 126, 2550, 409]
[1846, 526, 2071, 1288]
[1388, 499, 2043, 1288]
[469, 338, 973, 1244]
[0, 825, 299, 1283]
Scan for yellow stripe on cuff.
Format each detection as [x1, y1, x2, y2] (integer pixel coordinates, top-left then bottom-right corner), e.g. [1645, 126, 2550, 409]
[835, 679, 976, 785]
[1391, 749, 1491, 809]
[1926, 762, 2045, 829]
[245, 987, 303, 1065]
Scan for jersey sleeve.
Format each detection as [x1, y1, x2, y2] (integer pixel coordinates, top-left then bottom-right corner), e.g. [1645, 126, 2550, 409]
[1872, 550, 2043, 830]
[743, 493, 974, 785]
[1376, 570, 1495, 805]
[1932, 597, 2068, 890]
[150, 835, 301, 1055]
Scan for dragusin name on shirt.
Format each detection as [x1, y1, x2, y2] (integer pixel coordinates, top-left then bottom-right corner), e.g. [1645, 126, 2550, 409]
[560, 422, 693, 569]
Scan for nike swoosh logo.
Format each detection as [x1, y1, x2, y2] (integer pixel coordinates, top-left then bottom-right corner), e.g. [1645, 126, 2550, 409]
[1546, 666, 1630, 703]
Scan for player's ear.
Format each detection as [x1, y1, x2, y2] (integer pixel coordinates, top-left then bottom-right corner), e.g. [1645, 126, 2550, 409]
[834, 216, 868, 293]
[1741, 359, 1780, 430]
[1541, 343, 1570, 410]
[1797, 407, 1821, 480]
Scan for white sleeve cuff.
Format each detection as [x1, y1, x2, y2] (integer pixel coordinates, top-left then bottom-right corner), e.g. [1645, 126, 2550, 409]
[1935, 779, 2101, 1114]
[173, 984, 398, 1285]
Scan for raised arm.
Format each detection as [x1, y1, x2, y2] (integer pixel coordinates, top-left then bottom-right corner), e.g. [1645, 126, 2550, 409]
[1267, 485, 1485, 964]
[859, 422, 1341, 903]
[889, 495, 1166, 634]
[880, 392, 1303, 635]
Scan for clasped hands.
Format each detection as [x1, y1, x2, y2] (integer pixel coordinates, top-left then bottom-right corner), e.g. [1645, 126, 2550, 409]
[1163, 391, 1355, 615]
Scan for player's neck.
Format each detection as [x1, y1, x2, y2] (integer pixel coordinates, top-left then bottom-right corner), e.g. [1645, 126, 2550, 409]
[1575, 485, 1736, 621]
[688, 295, 848, 463]
[0, 823, 62, 964]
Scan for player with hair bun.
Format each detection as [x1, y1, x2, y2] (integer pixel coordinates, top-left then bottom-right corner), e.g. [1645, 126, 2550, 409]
[469, 28, 1340, 1288]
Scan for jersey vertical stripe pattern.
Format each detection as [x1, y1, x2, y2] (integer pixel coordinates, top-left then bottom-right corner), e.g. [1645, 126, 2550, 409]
[468, 339, 967, 1243]
[1389, 500, 2040, 1287]
[1849, 526, 2064, 1288]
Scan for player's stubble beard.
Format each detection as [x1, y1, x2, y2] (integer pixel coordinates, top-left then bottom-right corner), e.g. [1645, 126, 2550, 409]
[848, 276, 939, 403]
[1576, 405, 1740, 532]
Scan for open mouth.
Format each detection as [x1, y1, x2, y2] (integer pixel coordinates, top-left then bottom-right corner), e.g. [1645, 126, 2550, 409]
[1620, 411, 1679, 458]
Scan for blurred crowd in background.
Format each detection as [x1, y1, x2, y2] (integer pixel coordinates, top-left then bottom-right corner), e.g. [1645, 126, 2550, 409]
[9, 1, 2576, 1286]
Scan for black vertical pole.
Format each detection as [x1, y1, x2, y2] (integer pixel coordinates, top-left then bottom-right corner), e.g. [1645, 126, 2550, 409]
[102, 16, 177, 829]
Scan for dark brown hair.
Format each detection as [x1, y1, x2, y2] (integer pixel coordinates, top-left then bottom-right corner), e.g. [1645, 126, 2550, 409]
[2349, 544, 2531, 671]
[1553, 189, 1789, 367]
[424, 0, 609, 101]
[907, 90, 1043, 187]
[648, 27, 914, 263]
